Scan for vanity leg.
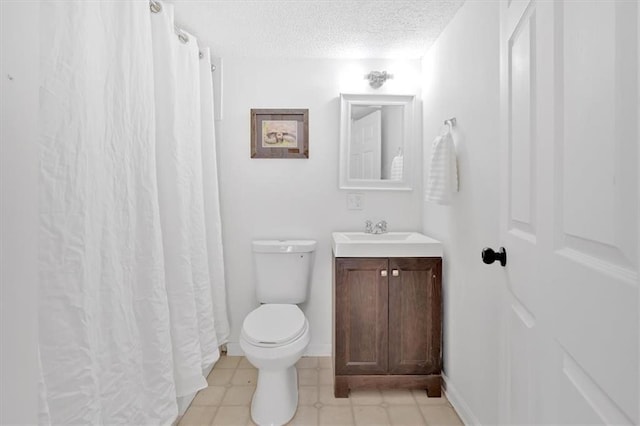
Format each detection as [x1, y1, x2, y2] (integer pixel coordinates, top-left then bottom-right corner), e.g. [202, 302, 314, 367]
[334, 376, 349, 398]
[425, 377, 442, 398]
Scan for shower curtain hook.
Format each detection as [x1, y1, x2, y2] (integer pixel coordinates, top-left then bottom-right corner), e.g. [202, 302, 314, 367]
[149, 0, 162, 13]
[175, 27, 189, 44]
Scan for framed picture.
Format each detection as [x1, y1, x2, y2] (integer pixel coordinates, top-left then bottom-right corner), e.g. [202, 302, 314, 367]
[251, 109, 309, 159]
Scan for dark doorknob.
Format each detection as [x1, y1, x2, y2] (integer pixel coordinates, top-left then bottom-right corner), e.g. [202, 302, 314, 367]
[482, 247, 507, 267]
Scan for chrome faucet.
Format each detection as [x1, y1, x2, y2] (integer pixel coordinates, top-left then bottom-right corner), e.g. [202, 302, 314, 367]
[365, 220, 387, 234]
[374, 220, 388, 234]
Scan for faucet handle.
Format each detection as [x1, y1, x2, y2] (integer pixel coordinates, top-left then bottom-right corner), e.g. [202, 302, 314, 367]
[378, 220, 388, 232]
[365, 220, 373, 233]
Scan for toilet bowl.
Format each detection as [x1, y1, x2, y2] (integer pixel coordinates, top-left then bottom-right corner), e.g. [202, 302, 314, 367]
[239, 303, 310, 426]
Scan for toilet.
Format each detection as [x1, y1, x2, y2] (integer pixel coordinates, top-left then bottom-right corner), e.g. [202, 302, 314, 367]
[240, 239, 316, 426]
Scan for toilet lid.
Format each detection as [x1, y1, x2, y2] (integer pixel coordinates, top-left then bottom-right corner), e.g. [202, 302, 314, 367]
[242, 304, 306, 346]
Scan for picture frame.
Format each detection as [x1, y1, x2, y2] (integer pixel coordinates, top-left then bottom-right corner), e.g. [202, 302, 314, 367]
[250, 109, 309, 159]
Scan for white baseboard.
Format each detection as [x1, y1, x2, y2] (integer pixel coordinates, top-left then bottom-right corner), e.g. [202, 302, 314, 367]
[443, 374, 482, 426]
[226, 342, 331, 357]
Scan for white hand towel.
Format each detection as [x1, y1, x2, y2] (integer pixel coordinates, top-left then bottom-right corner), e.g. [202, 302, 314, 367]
[425, 131, 458, 204]
[390, 155, 403, 180]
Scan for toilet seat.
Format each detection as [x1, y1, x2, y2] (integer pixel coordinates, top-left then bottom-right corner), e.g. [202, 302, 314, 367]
[241, 304, 307, 348]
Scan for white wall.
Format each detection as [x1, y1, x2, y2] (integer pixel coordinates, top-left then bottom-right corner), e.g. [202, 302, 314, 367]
[217, 58, 423, 354]
[0, 1, 39, 423]
[421, 2, 503, 425]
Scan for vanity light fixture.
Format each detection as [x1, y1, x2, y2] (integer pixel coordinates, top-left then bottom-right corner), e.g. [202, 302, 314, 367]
[365, 70, 393, 88]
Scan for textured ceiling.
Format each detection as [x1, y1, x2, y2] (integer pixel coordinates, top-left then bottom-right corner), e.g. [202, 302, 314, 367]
[171, 0, 465, 59]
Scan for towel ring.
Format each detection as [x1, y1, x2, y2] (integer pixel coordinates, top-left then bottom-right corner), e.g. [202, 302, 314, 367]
[444, 117, 457, 129]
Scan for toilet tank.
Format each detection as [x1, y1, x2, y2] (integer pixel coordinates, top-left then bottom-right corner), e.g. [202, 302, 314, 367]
[252, 240, 317, 304]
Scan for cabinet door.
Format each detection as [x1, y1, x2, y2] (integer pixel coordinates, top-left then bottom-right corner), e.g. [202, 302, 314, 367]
[388, 257, 442, 375]
[335, 258, 388, 375]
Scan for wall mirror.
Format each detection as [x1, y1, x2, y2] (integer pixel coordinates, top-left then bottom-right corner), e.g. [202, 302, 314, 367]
[339, 93, 416, 191]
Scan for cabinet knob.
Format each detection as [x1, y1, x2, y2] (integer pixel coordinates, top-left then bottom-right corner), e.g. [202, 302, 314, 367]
[381, 270, 388, 277]
[392, 269, 399, 276]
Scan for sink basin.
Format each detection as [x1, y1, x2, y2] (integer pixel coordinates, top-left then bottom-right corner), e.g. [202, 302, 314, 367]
[332, 232, 442, 258]
[342, 232, 414, 241]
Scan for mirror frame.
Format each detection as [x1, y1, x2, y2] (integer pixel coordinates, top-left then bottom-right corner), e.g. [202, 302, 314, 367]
[339, 93, 416, 191]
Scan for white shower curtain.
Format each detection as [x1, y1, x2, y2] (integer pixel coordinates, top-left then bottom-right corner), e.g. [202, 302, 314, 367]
[150, 2, 219, 396]
[39, 0, 228, 423]
[200, 47, 230, 346]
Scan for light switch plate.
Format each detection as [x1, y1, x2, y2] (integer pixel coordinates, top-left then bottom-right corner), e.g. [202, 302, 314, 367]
[347, 193, 364, 210]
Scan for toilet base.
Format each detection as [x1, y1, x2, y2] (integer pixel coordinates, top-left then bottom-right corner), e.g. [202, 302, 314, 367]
[251, 366, 298, 426]
[240, 311, 310, 425]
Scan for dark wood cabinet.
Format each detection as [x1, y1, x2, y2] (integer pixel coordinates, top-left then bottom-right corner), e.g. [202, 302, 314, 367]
[335, 258, 388, 375]
[333, 256, 442, 398]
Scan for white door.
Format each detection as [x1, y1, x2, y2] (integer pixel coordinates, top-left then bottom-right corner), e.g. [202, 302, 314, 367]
[499, 1, 638, 424]
[350, 110, 382, 179]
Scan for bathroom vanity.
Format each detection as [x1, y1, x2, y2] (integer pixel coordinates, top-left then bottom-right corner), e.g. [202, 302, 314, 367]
[331, 232, 443, 398]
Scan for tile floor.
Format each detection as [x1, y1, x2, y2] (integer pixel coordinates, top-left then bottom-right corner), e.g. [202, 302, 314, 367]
[179, 356, 464, 426]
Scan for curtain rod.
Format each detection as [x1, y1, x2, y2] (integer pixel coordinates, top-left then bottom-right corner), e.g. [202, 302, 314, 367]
[149, 0, 216, 72]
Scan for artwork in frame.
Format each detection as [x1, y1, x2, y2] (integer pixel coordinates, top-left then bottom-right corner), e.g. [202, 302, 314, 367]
[251, 109, 309, 159]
